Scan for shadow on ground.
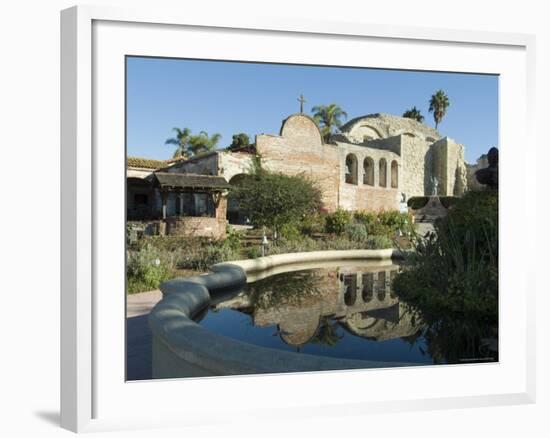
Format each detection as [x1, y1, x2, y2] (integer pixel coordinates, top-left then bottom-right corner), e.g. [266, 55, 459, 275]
[126, 314, 152, 380]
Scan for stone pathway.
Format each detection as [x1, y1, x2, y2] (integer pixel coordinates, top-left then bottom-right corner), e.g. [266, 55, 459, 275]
[126, 290, 162, 380]
[127, 289, 162, 317]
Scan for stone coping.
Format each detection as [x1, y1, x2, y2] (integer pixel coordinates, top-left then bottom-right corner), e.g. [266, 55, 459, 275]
[148, 249, 412, 378]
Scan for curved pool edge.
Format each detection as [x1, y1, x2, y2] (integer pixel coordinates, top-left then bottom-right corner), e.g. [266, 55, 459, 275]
[214, 248, 404, 274]
[149, 248, 411, 379]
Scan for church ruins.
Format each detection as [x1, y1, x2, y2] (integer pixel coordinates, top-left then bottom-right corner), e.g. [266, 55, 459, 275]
[127, 112, 469, 238]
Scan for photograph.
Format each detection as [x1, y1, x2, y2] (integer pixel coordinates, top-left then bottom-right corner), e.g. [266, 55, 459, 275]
[125, 56, 499, 380]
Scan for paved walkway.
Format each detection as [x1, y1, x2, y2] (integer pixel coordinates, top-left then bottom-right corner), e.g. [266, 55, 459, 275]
[127, 289, 162, 317]
[126, 290, 162, 380]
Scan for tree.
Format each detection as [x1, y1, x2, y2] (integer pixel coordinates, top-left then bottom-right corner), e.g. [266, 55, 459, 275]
[310, 320, 343, 347]
[428, 90, 450, 129]
[165, 127, 191, 158]
[187, 131, 222, 156]
[402, 106, 425, 123]
[229, 158, 322, 236]
[311, 103, 348, 143]
[228, 133, 250, 150]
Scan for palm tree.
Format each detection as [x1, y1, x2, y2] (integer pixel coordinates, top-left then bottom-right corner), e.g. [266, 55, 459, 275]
[187, 131, 222, 156]
[165, 127, 191, 158]
[310, 320, 343, 347]
[402, 106, 425, 123]
[428, 90, 450, 129]
[311, 103, 348, 143]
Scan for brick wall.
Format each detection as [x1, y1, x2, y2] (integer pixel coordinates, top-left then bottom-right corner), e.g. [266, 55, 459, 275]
[165, 216, 227, 239]
[256, 114, 341, 211]
[337, 142, 401, 211]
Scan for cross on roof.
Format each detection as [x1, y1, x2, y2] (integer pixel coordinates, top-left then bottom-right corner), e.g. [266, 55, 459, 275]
[297, 94, 307, 113]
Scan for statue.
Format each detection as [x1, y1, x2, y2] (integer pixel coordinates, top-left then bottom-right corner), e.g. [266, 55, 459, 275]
[475, 147, 498, 190]
[399, 192, 408, 213]
[430, 176, 439, 196]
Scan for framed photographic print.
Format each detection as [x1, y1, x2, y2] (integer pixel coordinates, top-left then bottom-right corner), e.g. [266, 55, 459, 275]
[61, 4, 536, 433]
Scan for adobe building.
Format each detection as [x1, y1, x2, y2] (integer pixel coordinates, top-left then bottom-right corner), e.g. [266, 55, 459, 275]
[126, 112, 468, 238]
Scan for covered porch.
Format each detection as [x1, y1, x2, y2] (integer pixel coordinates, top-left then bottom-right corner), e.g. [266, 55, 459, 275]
[153, 172, 230, 239]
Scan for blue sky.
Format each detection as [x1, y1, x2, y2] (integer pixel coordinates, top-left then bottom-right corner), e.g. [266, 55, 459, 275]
[126, 57, 498, 164]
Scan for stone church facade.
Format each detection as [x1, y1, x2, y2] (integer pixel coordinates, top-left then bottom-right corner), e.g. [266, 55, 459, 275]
[165, 112, 467, 211]
[127, 112, 468, 237]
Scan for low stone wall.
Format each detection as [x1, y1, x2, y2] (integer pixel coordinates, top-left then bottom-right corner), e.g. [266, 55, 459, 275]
[165, 216, 227, 239]
[148, 249, 410, 379]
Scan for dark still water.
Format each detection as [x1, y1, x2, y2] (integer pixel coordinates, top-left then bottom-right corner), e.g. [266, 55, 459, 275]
[195, 263, 498, 367]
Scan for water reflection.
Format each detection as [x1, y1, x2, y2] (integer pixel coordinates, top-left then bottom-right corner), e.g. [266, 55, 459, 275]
[206, 264, 421, 356]
[198, 262, 497, 366]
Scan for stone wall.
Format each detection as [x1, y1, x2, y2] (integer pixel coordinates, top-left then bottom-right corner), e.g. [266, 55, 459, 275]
[166, 153, 219, 176]
[165, 216, 227, 239]
[432, 137, 467, 196]
[256, 114, 341, 211]
[338, 113, 441, 143]
[359, 135, 402, 155]
[336, 141, 401, 211]
[127, 167, 153, 179]
[399, 135, 432, 198]
[218, 151, 254, 182]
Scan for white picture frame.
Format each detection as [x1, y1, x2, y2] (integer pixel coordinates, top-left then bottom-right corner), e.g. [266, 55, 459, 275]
[61, 4, 536, 433]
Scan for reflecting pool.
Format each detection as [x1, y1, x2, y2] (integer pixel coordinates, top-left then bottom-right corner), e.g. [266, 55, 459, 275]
[195, 262, 498, 367]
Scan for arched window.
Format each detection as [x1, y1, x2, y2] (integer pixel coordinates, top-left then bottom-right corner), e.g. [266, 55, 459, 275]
[391, 160, 398, 188]
[362, 273, 374, 302]
[345, 154, 358, 185]
[363, 157, 374, 186]
[379, 158, 387, 188]
[344, 274, 357, 306]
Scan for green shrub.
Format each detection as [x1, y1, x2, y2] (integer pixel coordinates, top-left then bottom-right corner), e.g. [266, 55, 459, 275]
[245, 246, 263, 259]
[365, 235, 393, 249]
[353, 211, 377, 227]
[378, 210, 408, 230]
[353, 210, 413, 237]
[229, 158, 322, 234]
[279, 222, 303, 241]
[132, 235, 242, 272]
[393, 190, 498, 323]
[298, 213, 327, 235]
[325, 209, 352, 235]
[440, 196, 458, 209]
[224, 225, 242, 251]
[126, 244, 175, 294]
[407, 196, 429, 209]
[132, 235, 205, 252]
[265, 232, 393, 254]
[393, 192, 499, 365]
[195, 244, 237, 270]
[344, 222, 369, 242]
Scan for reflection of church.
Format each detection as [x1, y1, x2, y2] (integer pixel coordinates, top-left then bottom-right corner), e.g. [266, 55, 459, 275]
[214, 264, 423, 347]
